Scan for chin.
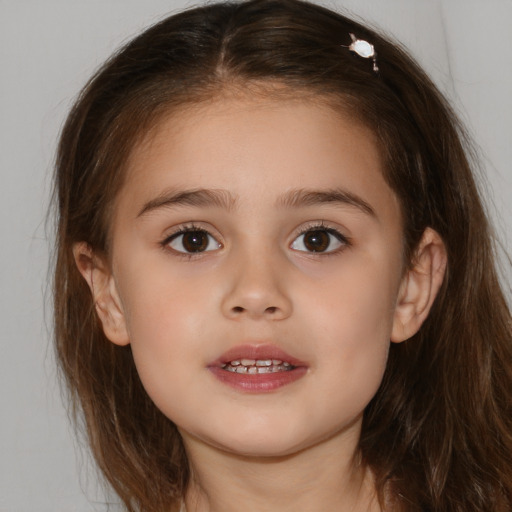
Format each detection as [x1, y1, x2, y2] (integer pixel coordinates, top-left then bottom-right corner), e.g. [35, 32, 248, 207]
[214, 436, 309, 459]
[187, 419, 337, 460]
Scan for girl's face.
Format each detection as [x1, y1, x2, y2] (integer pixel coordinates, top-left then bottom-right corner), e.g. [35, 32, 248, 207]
[97, 96, 409, 458]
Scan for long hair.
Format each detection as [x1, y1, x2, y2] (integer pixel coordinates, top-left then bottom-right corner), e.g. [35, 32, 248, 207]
[53, 1, 512, 510]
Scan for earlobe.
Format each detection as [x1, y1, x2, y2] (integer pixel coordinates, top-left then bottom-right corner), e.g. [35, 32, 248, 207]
[391, 228, 447, 343]
[73, 242, 130, 346]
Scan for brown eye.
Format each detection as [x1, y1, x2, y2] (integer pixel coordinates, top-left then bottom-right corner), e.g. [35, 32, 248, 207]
[304, 230, 330, 252]
[168, 230, 220, 253]
[291, 228, 345, 253]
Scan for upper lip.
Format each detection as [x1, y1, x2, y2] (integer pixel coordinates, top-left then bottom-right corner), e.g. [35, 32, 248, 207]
[209, 343, 307, 367]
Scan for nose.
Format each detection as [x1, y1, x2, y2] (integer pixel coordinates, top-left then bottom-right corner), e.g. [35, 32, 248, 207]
[221, 250, 293, 321]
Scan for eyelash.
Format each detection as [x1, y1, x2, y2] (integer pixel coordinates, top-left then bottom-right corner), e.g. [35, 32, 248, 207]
[160, 222, 350, 258]
[291, 222, 351, 256]
[161, 223, 221, 259]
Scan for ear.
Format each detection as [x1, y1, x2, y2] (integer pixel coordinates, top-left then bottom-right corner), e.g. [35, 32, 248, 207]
[73, 242, 130, 346]
[391, 228, 447, 343]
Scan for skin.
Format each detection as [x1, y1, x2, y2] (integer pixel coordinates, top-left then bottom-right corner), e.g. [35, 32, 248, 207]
[75, 96, 446, 512]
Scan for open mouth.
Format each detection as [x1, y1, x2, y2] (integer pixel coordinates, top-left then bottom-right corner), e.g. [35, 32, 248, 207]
[222, 359, 294, 374]
[209, 345, 307, 392]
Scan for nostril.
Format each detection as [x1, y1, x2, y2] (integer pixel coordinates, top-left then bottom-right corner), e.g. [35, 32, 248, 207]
[232, 306, 244, 313]
[265, 306, 277, 314]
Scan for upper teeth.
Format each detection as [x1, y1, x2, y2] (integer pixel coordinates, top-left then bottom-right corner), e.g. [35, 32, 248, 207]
[222, 359, 292, 374]
[230, 359, 287, 366]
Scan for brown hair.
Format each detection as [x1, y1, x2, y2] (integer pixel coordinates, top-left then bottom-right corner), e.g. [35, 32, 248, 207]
[53, 0, 512, 510]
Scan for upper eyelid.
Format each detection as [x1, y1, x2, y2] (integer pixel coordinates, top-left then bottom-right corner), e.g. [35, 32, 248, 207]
[163, 223, 220, 240]
[166, 221, 218, 237]
[169, 224, 211, 237]
[292, 221, 349, 240]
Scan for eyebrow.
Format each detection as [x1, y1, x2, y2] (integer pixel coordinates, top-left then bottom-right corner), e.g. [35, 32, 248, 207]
[277, 188, 376, 217]
[137, 188, 238, 217]
[137, 186, 375, 218]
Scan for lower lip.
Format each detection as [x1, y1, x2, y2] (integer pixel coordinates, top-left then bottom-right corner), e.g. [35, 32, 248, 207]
[208, 366, 307, 393]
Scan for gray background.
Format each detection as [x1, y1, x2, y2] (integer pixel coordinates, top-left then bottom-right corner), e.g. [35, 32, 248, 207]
[1, 0, 511, 510]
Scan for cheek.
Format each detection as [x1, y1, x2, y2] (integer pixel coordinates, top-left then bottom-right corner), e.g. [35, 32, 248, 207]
[304, 249, 399, 339]
[115, 262, 215, 396]
[315, 299, 391, 399]
[118, 249, 214, 338]
[302, 256, 399, 400]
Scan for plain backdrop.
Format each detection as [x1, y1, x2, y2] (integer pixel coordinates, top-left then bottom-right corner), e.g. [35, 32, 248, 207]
[1, 0, 511, 510]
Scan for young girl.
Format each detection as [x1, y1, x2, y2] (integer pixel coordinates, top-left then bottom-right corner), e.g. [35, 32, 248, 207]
[53, 0, 512, 510]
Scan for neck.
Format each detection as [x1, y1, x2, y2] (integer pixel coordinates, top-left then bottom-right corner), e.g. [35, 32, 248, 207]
[180, 427, 381, 512]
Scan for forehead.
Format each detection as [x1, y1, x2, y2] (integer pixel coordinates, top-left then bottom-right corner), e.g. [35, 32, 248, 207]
[117, 95, 399, 223]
